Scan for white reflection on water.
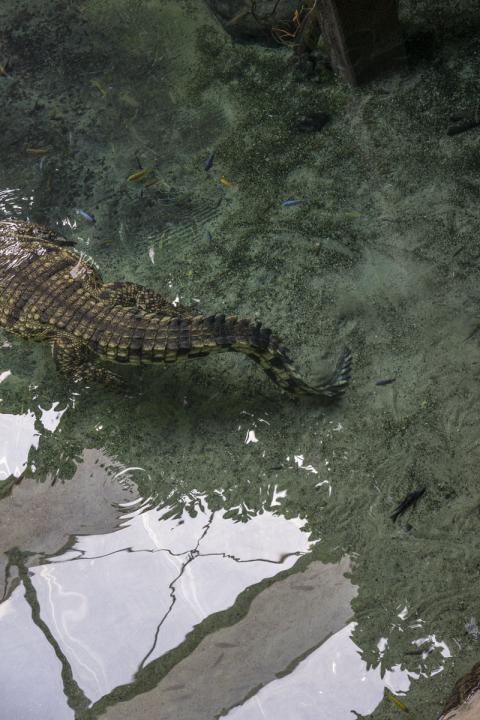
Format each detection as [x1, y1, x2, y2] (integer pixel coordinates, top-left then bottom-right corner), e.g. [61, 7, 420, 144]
[0, 588, 74, 720]
[0, 399, 68, 481]
[226, 622, 453, 720]
[226, 622, 410, 720]
[3, 501, 311, 704]
[0, 187, 35, 216]
[0, 410, 39, 480]
[39, 402, 67, 432]
[244, 429, 258, 444]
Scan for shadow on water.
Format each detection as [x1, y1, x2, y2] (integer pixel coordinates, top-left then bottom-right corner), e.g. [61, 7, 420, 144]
[1, 0, 480, 718]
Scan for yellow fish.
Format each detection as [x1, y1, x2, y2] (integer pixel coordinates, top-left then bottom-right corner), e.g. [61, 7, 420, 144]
[90, 79, 107, 96]
[385, 691, 409, 713]
[220, 175, 234, 188]
[127, 167, 153, 182]
[26, 147, 49, 155]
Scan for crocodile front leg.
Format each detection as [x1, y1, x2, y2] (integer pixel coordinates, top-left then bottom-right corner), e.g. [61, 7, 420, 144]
[52, 336, 124, 386]
[97, 281, 195, 318]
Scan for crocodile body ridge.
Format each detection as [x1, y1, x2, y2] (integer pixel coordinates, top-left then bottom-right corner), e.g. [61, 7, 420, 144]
[0, 219, 351, 398]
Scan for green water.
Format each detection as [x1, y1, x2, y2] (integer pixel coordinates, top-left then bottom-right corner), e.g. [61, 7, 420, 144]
[1, 1, 480, 718]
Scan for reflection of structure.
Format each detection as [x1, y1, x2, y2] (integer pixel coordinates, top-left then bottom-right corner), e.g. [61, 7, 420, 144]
[0, 477, 320, 718]
[0, 450, 139, 603]
[0, 449, 436, 720]
[227, 623, 407, 720]
[0, 451, 440, 719]
[0, 449, 141, 718]
[1, 461, 429, 720]
[101, 557, 359, 720]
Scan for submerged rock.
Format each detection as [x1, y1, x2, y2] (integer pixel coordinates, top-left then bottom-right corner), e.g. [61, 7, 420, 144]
[440, 662, 480, 719]
[204, 0, 298, 45]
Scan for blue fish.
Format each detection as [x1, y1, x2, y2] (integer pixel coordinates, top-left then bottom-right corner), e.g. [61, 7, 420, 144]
[281, 198, 304, 207]
[375, 378, 396, 386]
[76, 208, 96, 224]
[204, 151, 215, 171]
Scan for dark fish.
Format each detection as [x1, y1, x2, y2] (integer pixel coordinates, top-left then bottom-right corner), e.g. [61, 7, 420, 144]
[295, 112, 331, 133]
[204, 151, 215, 171]
[447, 117, 480, 136]
[391, 487, 426, 522]
[375, 378, 396, 386]
[405, 648, 427, 656]
[206, 230, 213, 241]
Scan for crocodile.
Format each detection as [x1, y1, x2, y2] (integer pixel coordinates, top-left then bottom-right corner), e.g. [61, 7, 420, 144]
[0, 219, 352, 397]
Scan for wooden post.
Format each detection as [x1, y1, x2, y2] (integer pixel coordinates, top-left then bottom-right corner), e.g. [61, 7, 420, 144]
[316, 0, 406, 85]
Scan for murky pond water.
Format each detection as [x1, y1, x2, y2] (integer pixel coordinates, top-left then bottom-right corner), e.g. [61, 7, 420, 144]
[1, 1, 480, 718]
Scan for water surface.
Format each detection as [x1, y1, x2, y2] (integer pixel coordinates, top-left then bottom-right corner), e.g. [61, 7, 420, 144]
[1, 1, 480, 718]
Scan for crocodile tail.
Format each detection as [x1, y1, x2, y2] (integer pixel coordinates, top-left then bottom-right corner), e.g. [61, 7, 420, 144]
[242, 336, 352, 399]
[187, 314, 352, 400]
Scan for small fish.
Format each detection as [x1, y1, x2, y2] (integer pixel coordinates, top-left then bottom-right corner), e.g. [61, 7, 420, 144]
[404, 648, 426, 656]
[220, 176, 233, 188]
[391, 487, 426, 522]
[385, 691, 409, 713]
[90, 79, 107, 97]
[281, 198, 304, 207]
[206, 230, 213, 241]
[128, 167, 153, 182]
[75, 208, 96, 224]
[375, 378, 396, 386]
[26, 147, 49, 155]
[204, 151, 215, 171]
[0, 57, 11, 77]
